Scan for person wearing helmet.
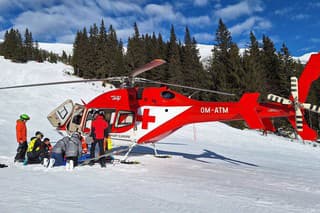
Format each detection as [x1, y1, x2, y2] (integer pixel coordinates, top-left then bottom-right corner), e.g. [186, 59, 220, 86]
[14, 114, 30, 162]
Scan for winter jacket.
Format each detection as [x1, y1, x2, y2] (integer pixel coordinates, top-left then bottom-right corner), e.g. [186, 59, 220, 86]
[39, 142, 52, 159]
[65, 134, 82, 158]
[16, 119, 27, 143]
[27, 137, 41, 153]
[26, 137, 41, 160]
[51, 137, 67, 154]
[91, 115, 109, 140]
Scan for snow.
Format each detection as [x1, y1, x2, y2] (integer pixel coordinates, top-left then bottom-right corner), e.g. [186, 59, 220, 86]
[38, 42, 73, 56]
[1, 55, 320, 213]
[293, 52, 318, 64]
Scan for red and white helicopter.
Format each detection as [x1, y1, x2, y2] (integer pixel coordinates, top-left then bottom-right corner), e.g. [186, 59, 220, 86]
[1, 53, 320, 160]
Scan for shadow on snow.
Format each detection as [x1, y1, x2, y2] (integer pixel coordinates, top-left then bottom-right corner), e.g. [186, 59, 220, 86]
[129, 145, 258, 167]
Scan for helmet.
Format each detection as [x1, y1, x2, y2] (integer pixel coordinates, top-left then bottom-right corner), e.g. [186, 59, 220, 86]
[43, 137, 50, 142]
[35, 131, 44, 138]
[20, 114, 30, 120]
[72, 131, 81, 140]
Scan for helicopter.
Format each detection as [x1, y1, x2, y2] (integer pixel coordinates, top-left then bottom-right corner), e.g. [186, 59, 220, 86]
[1, 54, 320, 161]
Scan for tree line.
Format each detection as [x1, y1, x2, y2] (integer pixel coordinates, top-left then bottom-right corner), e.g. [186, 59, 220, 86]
[0, 28, 60, 63]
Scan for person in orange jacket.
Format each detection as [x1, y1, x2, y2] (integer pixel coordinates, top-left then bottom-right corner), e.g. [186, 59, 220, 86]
[15, 114, 30, 162]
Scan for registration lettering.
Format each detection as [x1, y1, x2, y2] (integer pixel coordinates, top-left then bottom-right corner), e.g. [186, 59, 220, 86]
[200, 107, 229, 114]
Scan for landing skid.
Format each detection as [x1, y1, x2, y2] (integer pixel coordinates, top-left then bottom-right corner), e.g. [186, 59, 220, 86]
[154, 155, 171, 158]
[121, 141, 138, 163]
[152, 143, 171, 158]
[120, 160, 140, 164]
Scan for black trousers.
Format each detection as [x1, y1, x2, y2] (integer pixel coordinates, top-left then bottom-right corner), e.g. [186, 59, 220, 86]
[90, 139, 106, 165]
[14, 141, 28, 162]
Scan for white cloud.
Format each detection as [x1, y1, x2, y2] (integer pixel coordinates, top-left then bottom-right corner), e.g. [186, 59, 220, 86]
[145, 3, 179, 21]
[230, 17, 256, 35]
[96, 0, 143, 14]
[194, 32, 214, 42]
[274, 8, 292, 16]
[0, 0, 214, 44]
[230, 17, 271, 35]
[274, 7, 310, 21]
[291, 14, 310, 20]
[185, 15, 211, 26]
[214, 0, 263, 21]
[194, 0, 208, 7]
[144, 3, 211, 27]
[8, 2, 105, 42]
[56, 33, 76, 43]
[311, 38, 320, 43]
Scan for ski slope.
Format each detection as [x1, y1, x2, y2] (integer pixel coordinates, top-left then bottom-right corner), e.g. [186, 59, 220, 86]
[0, 56, 320, 213]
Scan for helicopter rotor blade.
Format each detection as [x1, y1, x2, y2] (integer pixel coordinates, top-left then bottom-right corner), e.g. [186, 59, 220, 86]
[301, 103, 320, 113]
[267, 94, 292, 105]
[136, 78, 236, 96]
[0, 78, 115, 90]
[295, 107, 303, 132]
[130, 59, 166, 78]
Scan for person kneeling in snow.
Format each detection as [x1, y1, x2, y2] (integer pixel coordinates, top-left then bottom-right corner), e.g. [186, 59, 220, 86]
[48, 136, 67, 168]
[24, 131, 44, 165]
[65, 132, 82, 170]
[39, 138, 52, 167]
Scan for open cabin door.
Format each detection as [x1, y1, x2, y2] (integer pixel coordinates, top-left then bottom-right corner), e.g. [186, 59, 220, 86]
[47, 99, 85, 134]
[67, 104, 85, 134]
[47, 99, 74, 128]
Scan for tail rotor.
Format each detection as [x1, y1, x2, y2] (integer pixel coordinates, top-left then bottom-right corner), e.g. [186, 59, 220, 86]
[267, 76, 320, 133]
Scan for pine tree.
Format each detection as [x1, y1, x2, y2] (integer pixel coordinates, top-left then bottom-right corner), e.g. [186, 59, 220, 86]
[126, 22, 146, 74]
[166, 25, 183, 89]
[73, 28, 91, 77]
[261, 35, 281, 95]
[242, 31, 266, 96]
[24, 28, 33, 61]
[209, 19, 238, 101]
[106, 24, 125, 77]
[61, 50, 68, 64]
[181, 26, 209, 99]
[278, 43, 295, 97]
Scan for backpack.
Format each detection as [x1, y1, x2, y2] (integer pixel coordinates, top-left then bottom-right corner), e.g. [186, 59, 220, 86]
[27, 138, 40, 153]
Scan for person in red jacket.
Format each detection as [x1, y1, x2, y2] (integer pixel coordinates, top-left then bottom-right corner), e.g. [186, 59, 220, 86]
[90, 111, 109, 167]
[15, 114, 30, 162]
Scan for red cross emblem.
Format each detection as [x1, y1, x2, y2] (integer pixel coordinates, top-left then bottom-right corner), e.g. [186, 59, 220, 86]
[137, 109, 156, 129]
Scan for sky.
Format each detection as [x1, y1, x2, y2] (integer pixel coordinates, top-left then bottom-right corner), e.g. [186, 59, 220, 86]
[0, 0, 319, 56]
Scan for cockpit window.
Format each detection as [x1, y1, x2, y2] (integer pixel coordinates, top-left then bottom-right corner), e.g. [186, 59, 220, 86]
[115, 111, 134, 128]
[161, 91, 175, 99]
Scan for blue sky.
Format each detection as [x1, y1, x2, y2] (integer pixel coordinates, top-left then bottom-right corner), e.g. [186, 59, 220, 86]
[0, 0, 319, 56]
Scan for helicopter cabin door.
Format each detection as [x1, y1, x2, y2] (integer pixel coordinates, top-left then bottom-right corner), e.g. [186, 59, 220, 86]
[47, 99, 74, 128]
[67, 103, 85, 134]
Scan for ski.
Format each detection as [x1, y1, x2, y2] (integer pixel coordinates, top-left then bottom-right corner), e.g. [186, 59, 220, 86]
[79, 147, 129, 166]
